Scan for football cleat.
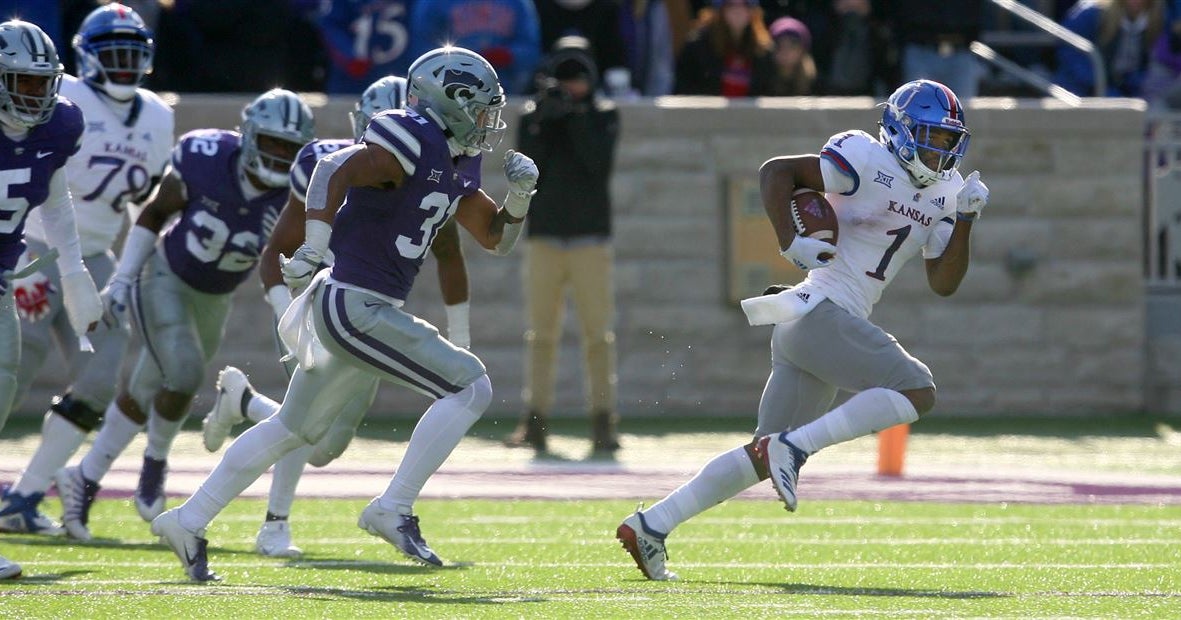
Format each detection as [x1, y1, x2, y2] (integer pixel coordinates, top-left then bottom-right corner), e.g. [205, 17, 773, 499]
[0, 486, 64, 536]
[203, 366, 250, 452]
[765, 433, 810, 512]
[135, 456, 168, 522]
[255, 520, 302, 558]
[357, 500, 443, 566]
[55, 465, 101, 541]
[616, 510, 677, 581]
[151, 509, 220, 582]
[0, 554, 21, 580]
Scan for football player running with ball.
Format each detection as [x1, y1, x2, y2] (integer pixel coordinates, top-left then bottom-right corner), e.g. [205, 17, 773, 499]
[617, 79, 989, 581]
[0, 4, 173, 539]
[0, 21, 104, 579]
[152, 47, 537, 582]
[49, 89, 314, 542]
[199, 75, 473, 559]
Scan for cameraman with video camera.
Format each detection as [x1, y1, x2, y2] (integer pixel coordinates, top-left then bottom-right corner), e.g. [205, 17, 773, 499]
[505, 36, 623, 456]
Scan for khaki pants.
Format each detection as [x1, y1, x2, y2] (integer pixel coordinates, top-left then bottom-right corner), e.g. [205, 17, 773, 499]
[522, 239, 616, 415]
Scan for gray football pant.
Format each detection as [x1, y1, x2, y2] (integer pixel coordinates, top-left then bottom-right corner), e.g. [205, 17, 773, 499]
[0, 289, 18, 432]
[126, 253, 231, 411]
[271, 319, 378, 467]
[754, 299, 935, 437]
[277, 280, 485, 444]
[14, 240, 128, 411]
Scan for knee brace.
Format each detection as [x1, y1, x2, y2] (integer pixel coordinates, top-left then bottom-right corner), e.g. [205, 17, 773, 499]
[50, 393, 105, 432]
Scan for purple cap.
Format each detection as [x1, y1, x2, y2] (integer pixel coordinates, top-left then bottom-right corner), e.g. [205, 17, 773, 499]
[770, 16, 812, 50]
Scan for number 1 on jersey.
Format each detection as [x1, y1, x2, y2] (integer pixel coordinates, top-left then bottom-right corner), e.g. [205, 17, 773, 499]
[865, 225, 911, 281]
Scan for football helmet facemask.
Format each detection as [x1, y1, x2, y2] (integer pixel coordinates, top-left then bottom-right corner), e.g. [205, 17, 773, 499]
[350, 75, 407, 141]
[879, 79, 970, 188]
[0, 21, 63, 129]
[73, 3, 154, 102]
[407, 47, 506, 156]
[240, 88, 315, 188]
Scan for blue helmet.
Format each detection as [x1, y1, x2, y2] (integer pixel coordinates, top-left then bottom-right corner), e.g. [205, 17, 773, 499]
[350, 75, 407, 141]
[72, 3, 154, 102]
[879, 79, 970, 187]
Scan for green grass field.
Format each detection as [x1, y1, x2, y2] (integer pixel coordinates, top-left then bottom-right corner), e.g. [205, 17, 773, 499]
[2, 496, 1180, 618]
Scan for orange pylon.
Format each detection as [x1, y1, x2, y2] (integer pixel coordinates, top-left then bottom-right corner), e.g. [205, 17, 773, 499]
[877, 423, 910, 477]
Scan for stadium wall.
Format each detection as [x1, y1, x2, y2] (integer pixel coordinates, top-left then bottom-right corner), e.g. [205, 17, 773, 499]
[20, 96, 1149, 420]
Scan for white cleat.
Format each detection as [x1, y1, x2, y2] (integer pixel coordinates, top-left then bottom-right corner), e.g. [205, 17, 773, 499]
[55, 466, 100, 541]
[0, 554, 21, 580]
[616, 511, 677, 581]
[765, 433, 810, 512]
[203, 366, 250, 452]
[357, 499, 443, 566]
[150, 510, 220, 582]
[255, 520, 302, 558]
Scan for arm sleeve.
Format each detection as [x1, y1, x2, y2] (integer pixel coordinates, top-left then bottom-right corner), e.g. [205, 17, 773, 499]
[923, 215, 956, 259]
[38, 168, 86, 276]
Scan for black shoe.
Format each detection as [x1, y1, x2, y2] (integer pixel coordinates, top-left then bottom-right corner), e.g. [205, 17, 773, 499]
[504, 411, 548, 452]
[591, 410, 621, 454]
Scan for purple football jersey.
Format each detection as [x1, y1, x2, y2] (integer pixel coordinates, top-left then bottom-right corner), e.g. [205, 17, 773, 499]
[290, 138, 353, 203]
[329, 109, 481, 300]
[160, 129, 286, 294]
[0, 97, 84, 271]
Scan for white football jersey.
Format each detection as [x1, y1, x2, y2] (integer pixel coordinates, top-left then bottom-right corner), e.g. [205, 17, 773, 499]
[25, 76, 174, 256]
[800, 130, 962, 319]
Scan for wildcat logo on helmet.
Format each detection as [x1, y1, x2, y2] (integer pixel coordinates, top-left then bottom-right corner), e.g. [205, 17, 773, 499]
[441, 68, 488, 102]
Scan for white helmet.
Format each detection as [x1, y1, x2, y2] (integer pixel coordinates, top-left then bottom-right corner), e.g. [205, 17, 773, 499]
[406, 47, 506, 155]
[350, 75, 407, 141]
[239, 88, 315, 187]
[0, 20, 64, 129]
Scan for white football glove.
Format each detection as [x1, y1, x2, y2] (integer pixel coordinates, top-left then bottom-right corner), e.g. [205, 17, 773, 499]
[99, 273, 133, 329]
[781, 235, 836, 271]
[956, 170, 989, 220]
[13, 271, 55, 321]
[62, 269, 102, 337]
[280, 244, 321, 290]
[503, 149, 538, 219]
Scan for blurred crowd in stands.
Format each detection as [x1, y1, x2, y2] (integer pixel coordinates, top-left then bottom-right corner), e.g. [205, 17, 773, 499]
[8, 0, 1181, 107]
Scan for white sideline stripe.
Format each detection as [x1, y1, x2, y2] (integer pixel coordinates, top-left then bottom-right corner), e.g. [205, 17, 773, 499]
[114, 535, 1181, 546]
[26, 560, 1177, 570]
[206, 513, 1181, 527]
[4, 582, 1177, 604]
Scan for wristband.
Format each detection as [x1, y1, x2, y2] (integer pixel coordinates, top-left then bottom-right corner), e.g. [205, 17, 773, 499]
[445, 301, 471, 348]
[304, 219, 333, 257]
[956, 212, 978, 222]
[266, 285, 294, 319]
[115, 225, 158, 281]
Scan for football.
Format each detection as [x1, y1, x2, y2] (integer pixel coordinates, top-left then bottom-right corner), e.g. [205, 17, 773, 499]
[790, 189, 838, 257]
